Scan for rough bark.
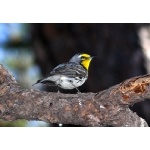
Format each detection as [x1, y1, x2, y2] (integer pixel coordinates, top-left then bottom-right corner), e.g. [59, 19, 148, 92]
[0, 64, 149, 126]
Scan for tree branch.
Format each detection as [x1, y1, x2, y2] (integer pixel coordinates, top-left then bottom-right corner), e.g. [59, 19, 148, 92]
[0, 64, 149, 126]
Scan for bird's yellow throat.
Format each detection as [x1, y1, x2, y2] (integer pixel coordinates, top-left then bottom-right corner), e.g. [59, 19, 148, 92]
[81, 59, 92, 70]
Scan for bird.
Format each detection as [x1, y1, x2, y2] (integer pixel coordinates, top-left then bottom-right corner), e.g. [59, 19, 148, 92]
[32, 53, 95, 92]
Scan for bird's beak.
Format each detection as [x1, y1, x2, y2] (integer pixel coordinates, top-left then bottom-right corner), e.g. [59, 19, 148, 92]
[91, 55, 96, 59]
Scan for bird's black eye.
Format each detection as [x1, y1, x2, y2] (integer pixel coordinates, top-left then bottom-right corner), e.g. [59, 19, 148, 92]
[81, 56, 85, 60]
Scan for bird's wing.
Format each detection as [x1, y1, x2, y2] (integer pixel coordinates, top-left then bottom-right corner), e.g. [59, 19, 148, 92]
[49, 63, 87, 78]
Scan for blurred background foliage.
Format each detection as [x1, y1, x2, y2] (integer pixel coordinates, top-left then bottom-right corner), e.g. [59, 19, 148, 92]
[0, 23, 150, 127]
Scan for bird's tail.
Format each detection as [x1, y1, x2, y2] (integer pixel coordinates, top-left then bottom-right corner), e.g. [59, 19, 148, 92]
[32, 79, 43, 86]
[32, 78, 56, 86]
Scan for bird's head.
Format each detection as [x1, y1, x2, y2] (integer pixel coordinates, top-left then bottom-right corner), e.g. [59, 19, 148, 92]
[69, 53, 95, 70]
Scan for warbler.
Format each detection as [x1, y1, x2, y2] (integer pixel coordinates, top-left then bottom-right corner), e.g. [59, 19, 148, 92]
[33, 53, 95, 92]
